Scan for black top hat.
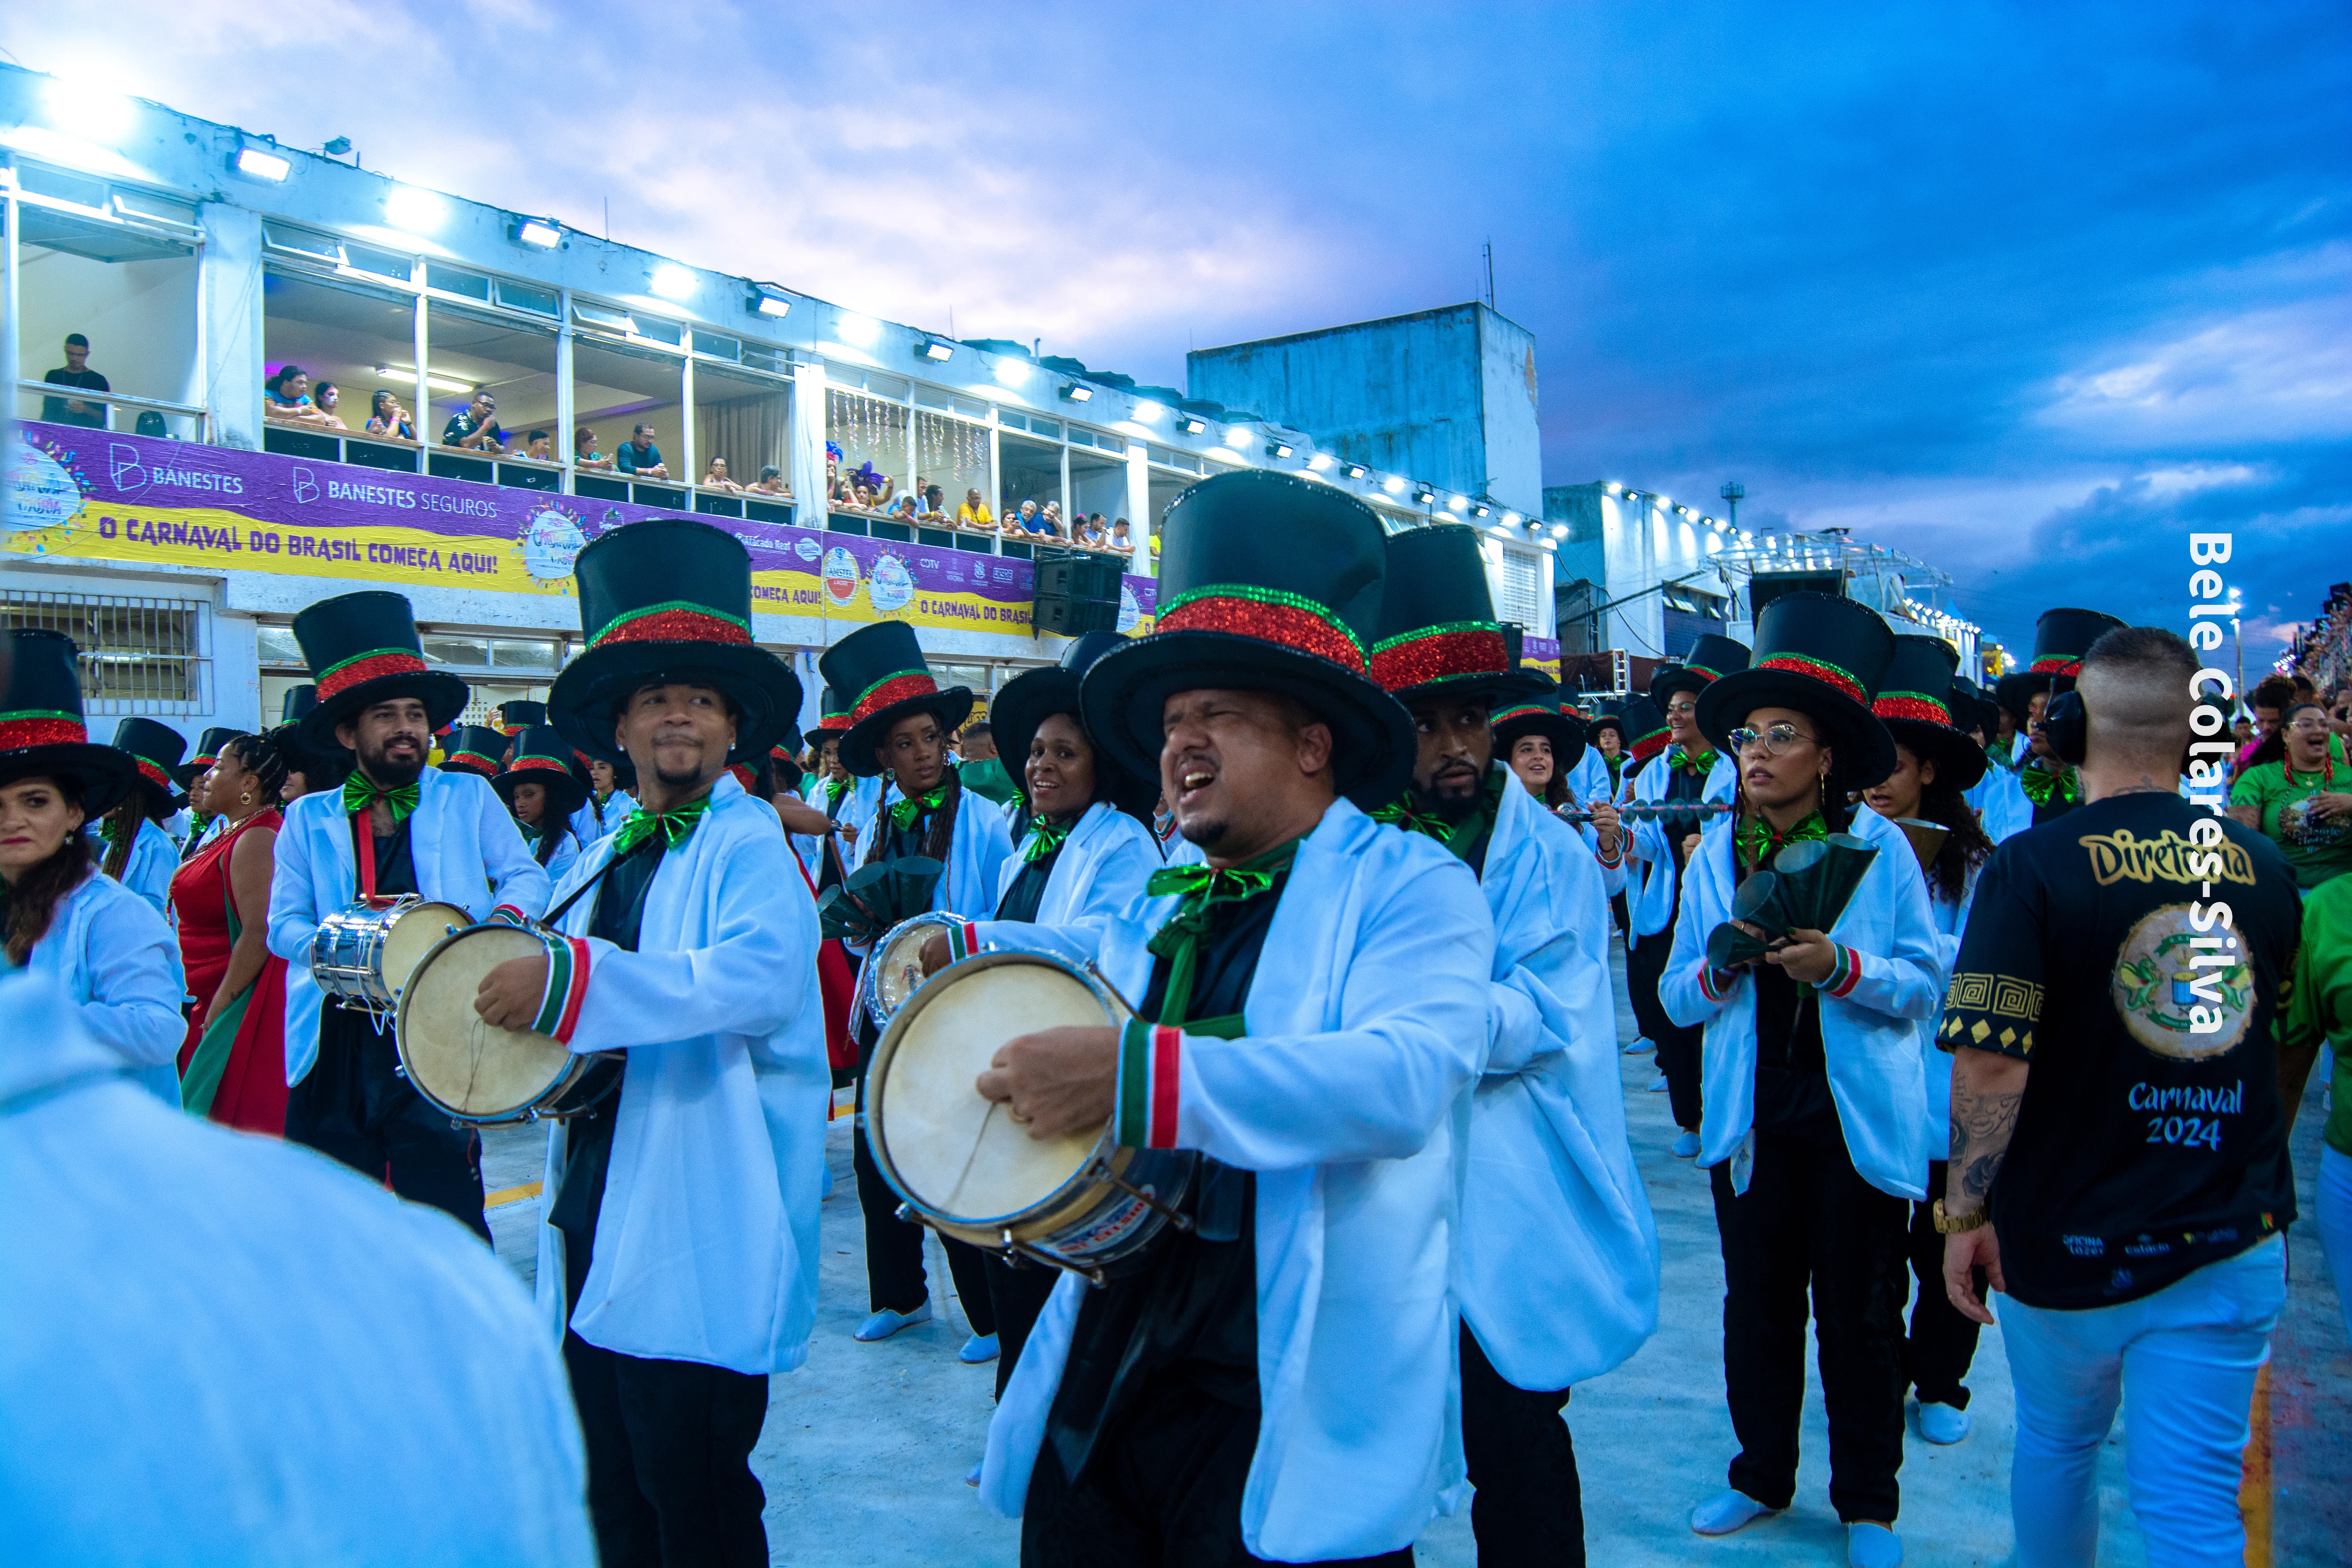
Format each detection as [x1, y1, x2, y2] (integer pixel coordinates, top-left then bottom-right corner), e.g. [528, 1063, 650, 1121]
[1491, 675, 1590, 775]
[990, 632, 1158, 826]
[1871, 635, 1985, 791]
[174, 726, 249, 788]
[1583, 696, 1628, 747]
[548, 519, 802, 766]
[1649, 634, 1752, 708]
[818, 620, 975, 780]
[1946, 676, 1998, 739]
[109, 717, 189, 808]
[439, 724, 510, 780]
[494, 699, 546, 735]
[0, 629, 136, 817]
[292, 590, 470, 750]
[280, 684, 318, 728]
[1370, 526, 1550, 709]
[1695, 591, 1899, 787]
[1080, 471, 1414, 809]
[492, 725, 590, 820]
[1619, 693, 1671, 766]
[1995, 607, 2127, 722]
[807, 686, 853, 739]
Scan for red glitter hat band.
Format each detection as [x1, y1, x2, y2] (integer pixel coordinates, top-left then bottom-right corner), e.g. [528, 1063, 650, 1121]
[0, 711, 89, 750]
[508, 753, 569, 774]
[1369, 622, 1509, 692]
[1492, 703, 1552, 727]
[1755, 654, 1866, 704]
[317, 649, 430, 701]
[1156, 584, 1366, 673]
[2028, 655, 2083, 677]
[849, 670, 943, 726]
[728, 762, 758, 790]
[132, 757, 175, 791]
[590, 601, 753, 650]
[448, 750, 500, 772]
[1630, 728, 1670, 763]
[1873, 692, 1955, 727]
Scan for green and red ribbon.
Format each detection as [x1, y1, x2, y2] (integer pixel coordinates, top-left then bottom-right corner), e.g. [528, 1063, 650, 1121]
[1157, 584, 1366, 673]
[850, 670, 942, 726]
[317, 647, 430, 701]
[0, 709, 89, 749]
[2028, 654, 2084, 677]
[1369, 620, 1508, 693]
[588, 600, 753, 651]
[1871, 690, 1955, 727]
[1755, 653, 1866, 704]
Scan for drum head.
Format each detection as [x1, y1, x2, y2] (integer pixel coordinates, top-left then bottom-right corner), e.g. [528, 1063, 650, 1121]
[384, 902, 468, 996]
[398, 925, 574, 1118]
[874, 956, 1107, 1225]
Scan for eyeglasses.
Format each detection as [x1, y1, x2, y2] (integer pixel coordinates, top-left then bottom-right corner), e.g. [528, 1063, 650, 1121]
[1727, 722, 1820, 756]
[1664, 699, 1698, 717]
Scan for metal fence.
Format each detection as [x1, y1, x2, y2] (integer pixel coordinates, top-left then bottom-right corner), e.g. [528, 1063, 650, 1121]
[0, 590, 211, 715]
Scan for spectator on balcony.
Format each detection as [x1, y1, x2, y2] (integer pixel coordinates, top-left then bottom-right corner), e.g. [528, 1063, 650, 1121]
[441, 391, 505, 453]
[263, 366, 315, 421]
[1040, 501, 1065, 536]
[41, 333, 111, 428]
[522, 430, 554, 462]
[134, 412, 170, 439]
[957, 489, 994, 530]
[574, 427, 613, 470]
[750, 465, 789, 497]
[1109, 516, 1133, 554]
[1076, 512, 1108, 548]
[1011, 499, 1044, 536]
[309, 383, 349, 430]
[922, 483, 947, 518]
[615, 422, 670, 480]
[701, 456, 742, 492]
[850, 461, 893, 506]
[365, 391, 416, 441]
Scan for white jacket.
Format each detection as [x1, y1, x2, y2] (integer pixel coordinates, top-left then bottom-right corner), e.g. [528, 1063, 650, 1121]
[1457, 769, 1658, 1390]
[1627, 750, 1737, 944]
[792, 773, 878, 882]
[984, 800, 1163, 931]
[1661, 803, 1942, 1199]
[531, 775, 828, 1375]
[568, 788, 635, 850]
[27, 872, 184, 1105]
[978, 799, 1493, 1562]
[267, 768, 551, 1086]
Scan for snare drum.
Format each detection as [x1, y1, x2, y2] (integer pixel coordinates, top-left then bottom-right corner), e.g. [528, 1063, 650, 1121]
[309, 897, 470, 1017]
[858, 911, 964, 1029]
[866, 949, 1194, 1281]
[395, 923, 620, 1125]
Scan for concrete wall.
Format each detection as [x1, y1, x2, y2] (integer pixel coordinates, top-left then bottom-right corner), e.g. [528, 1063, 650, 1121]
[1544, 481, 1739, 665]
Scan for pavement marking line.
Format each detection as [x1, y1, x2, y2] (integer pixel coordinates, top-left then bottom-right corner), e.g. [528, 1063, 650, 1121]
[486, 1180, 544, 1209]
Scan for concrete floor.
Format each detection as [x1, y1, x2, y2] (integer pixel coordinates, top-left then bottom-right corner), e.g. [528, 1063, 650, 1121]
[479, 937, 2346, 1566]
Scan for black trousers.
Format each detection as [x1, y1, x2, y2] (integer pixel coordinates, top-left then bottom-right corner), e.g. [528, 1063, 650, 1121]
[1709, 1109, 1909, 1524]
[285, 1009, 488, 1241]
[1904, 1158, 1983, 1410]
[1460, 1324, 1583, 1567]
[1624, 926, 1702, 1131]
[564, 1333, 769, 1568]
[1023, 1376, 1414, 1568]
[984, 1252, 1062, 1399]
[853, 1111, 997, 1328]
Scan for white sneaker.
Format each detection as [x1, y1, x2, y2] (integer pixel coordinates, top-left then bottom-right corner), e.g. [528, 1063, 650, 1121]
[1648, 1074, 1670, 1093]
[1916, 1400, 1970, 1445]
[1689, 1490, 1777, 1536]
[964, 1460, 982, 1488]
[1671, 1131, 1701, 1158]
[853, 1301, 933, 1341]
[1625, 1035, 1654, 1056]
[958, 1332, 1000, 1364]
[1848, 1521, 1904, 1567]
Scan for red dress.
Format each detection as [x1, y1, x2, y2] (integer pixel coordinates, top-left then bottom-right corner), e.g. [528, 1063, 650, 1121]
[171, 809, 290, 1134]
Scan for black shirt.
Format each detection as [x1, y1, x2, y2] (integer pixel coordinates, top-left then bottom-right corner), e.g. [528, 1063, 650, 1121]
[42, 366, 109, 427]
[441, 408, 504, 448]
[994, 844, 1060, 924]
[1044, 862, 1289, 1483]
[1941, 792, 2301, 1308]
[1742, 850, 1835, 1130]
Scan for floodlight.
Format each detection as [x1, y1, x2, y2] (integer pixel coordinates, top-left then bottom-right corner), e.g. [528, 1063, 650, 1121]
[1060, 383, 1094, 403]
[918, 338, 955, 362]
[748, 283, 793, 318]
[514, 218, 561, 249]
[236, 145, 290, 182]
[1268, 441, 1294, 459]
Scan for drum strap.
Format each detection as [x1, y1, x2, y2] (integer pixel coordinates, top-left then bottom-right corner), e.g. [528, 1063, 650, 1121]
[351, 812, 379, 900]
[539, 838, 657, 931]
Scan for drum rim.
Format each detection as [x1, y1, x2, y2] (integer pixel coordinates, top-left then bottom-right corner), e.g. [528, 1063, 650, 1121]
[394, 922, 579, 1123]
[309, 896, 468, 1006]
[856, 909, 968, 1031]
[866, 947, 1119, 1230]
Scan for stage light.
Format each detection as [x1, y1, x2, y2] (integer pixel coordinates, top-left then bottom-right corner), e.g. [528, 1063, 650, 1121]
[748, 283, 793, 318]
[236, 145, 290, 182]
[1060, 383, 1094, 402]
[1177, 415, 1207, 435]
[514, 218, 561, 249]
[1412, 485, 1436, 505]
[1268, 441, 1294, 459]
[1343, 463, 1368, 480]
[918, 338, 955, 362]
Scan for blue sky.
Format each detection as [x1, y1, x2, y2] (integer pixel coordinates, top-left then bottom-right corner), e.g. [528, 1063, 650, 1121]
[8, 2, 2345, 662]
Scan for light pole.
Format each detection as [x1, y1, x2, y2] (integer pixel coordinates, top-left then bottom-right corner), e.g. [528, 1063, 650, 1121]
[2233, 617, 2243, 704]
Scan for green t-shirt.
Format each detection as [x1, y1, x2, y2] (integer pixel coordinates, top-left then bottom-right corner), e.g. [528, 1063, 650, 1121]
[2230, 759, 2352, 889]
[2278, 871, 2352, 1158]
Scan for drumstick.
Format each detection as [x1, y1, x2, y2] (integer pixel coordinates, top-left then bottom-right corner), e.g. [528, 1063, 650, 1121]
[1085, 960, 1141, 1021]
[942, 1100, 1002, 1210]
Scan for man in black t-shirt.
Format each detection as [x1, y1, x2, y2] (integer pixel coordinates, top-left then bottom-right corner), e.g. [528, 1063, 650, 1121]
[41, 333, 110, 427]
[1939, 626, 2300, 1568]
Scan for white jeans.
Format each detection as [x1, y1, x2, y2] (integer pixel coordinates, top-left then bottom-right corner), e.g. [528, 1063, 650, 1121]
[2319, 1142, 2352, 1343]
[1997, 1235, 2285, 1568]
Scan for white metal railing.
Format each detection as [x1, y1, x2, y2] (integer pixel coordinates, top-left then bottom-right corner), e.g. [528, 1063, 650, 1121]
[15, 380, 210, 443]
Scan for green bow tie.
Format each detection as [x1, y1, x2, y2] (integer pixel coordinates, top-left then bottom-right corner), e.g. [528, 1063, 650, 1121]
[2018, 762, 2080, 808]
[611, 794, 711, 857]
[1372, 782, 1494, 864]
[342, 772, 420, 824]
[1736, 809, 1828, 869]
[1143, 844, 1297, 1027]
[1670, 745, 1718, 777]
[888, 786, 949, 833]
[824, 776, 849, 807]
[1020, 815, 1074, 863]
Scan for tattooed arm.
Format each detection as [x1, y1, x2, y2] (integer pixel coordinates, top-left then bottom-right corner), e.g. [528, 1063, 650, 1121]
[1942, 1044, 2028, 1326]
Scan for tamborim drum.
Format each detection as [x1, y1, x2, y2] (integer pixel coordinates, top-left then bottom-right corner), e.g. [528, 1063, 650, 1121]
[859, 910, 964, 1029]
[395, 923, 620, 1125]
[309, 897, 470, 1018]
[866, 949, 1194, 1283]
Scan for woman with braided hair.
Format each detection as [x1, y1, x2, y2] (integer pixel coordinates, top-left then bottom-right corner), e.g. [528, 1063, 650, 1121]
[172, 731, 292, 1133]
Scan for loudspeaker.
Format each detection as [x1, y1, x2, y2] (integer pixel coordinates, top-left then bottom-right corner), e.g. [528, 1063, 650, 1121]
[1031, 550, 1123, 637]
[2042, 689, 2088, 765]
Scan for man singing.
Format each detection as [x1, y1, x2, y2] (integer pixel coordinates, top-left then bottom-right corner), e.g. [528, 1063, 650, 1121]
[268, 591, 549, 1237]
[961, 471, 1494, 1565]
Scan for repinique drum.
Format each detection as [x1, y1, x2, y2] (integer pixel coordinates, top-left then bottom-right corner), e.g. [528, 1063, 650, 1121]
[859, 910, 964, 1029]
[395, 923, 620, 1124]
[309, 897, 470, 1017]
[866, 949, 1194, 1283]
